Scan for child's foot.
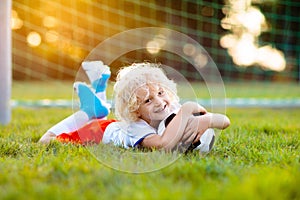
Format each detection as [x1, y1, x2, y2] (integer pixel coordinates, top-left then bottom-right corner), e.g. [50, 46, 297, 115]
[194, 128, 215, 153]
[82, 61, 111, 91]
[75, 82, 109, 119]
[92, 72, 111, 93]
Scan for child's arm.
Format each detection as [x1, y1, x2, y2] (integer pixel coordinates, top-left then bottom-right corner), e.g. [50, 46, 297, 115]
[207, 112, 230, 129]
[182, 112, 230, 144]
[141, 102, 206, 151]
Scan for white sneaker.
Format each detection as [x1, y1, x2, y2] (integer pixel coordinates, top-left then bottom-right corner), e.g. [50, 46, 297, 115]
[194, 128, 215, 153]
[82, 61, 111, 83]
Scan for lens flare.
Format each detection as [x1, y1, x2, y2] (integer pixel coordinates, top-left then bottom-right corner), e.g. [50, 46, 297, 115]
[146, 40, 161, 54]
[183, 43, 196, 56]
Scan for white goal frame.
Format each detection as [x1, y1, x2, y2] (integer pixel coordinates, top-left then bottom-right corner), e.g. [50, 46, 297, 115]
[0, 0, 12, 125]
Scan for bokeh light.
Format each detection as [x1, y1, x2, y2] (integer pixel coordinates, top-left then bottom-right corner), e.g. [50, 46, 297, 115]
[153, 34, 167, 47]
[229, 34, 257, 66]
[194, 53, 208, 68]
[221, 0, 286, 71]
[43, 16, 57, 28]
[11, 10, 23, 30]
[45, 30, 59, 43]
[183, 43, 196, 56]
[146, 34, 167, 54]
[256, 46, 286, 71]
[146, 40, 160, 54]
[219, 34, 237, 49]
[238, 7, 267, 36]
[27, 32, 41, 47]
[10, 0, 298, 81]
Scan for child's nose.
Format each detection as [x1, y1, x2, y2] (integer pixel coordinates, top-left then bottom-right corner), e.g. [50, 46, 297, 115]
[154, 97, 163, 106]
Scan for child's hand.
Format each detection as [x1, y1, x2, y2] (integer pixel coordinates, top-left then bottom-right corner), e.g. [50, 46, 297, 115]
[181, 102, 207, 115]
[196, 104, 207, 115]
[181, 115, 208, 146]
[208, 113, 231, 129]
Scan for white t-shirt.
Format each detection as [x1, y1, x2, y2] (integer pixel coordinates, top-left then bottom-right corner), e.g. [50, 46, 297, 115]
[102, 119, 157, 148]
[102, 104, 215, 152]
[102, 104, 180, 148]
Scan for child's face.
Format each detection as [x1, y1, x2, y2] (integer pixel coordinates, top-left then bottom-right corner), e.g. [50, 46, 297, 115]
[136, 83, 172, 126]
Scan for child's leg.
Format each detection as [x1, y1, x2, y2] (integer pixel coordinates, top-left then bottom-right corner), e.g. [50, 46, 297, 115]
[74, 83, 110, 119]
[56, 119, 116, 145]
[39, 85, 110, 144]
[39, 61, 111, 144]
[38, 110, 90, 144]
[74, 61, 111, 119]
[47, 110, 89, 135]
[52, 60, 111, 133]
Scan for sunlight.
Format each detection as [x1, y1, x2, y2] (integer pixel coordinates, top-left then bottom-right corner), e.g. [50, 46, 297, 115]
[237, 7, 266, 36]
[11, 10, 23, 30]
[256, 46, 286, 71]
[220, 34, 237, 49]
[27, 32, 41, 47]
[230, 34, 257, 66]
[220, 0, 286, 71]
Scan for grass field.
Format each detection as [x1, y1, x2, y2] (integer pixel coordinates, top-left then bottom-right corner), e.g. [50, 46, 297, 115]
[11, 80, 300, 99]
[0, 81, 299, 199]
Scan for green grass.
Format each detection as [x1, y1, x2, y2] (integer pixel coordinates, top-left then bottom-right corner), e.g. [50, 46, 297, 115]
[1, 81, 299, 199]
[12, 81, 300, 100]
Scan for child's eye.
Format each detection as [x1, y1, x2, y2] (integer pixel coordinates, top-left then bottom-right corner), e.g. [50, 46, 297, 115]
[144, 99, 151, 104]
[158, 90, 165, 95]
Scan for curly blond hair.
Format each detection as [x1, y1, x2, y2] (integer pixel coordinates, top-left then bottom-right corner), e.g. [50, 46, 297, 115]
[114, 63, 179, 122]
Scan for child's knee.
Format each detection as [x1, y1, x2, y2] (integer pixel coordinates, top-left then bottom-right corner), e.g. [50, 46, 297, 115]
[38, 131, 56, 144]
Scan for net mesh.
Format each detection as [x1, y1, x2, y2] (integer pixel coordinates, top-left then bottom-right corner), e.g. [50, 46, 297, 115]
[11, 0, 300, 82]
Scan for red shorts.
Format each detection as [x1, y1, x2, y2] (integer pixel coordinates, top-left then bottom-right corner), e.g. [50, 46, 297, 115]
[56, 119, 116, 145]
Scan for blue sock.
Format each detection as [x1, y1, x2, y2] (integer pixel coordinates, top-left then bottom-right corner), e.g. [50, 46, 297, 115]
[77, 84, 109, 119]
[92, 73, 111, 93]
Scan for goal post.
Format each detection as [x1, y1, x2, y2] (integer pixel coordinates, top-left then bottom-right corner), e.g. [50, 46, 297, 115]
[0, 0, 12, 125]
